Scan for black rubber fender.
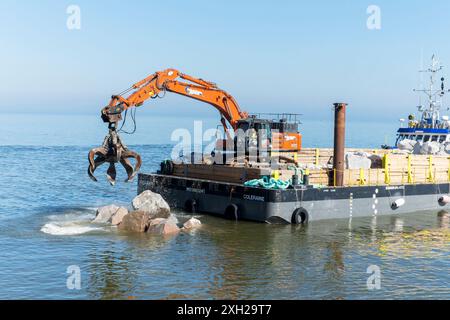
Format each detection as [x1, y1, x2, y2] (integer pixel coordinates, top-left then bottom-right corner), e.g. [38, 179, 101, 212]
[291, 208, 309, 224]
[224, 204, 239, 221]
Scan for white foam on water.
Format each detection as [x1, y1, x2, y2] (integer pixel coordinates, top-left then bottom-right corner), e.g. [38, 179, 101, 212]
[41, 223, 102, 236]
[41, 207, 106, 236]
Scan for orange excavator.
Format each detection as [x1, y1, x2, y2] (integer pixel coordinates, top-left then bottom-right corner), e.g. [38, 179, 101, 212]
[88, 69, 302, 185]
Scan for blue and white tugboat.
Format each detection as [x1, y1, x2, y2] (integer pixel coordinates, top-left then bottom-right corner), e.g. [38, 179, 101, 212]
[393, 55, 450, 148]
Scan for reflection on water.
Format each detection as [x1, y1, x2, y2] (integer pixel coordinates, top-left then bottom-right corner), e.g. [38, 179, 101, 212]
[0, 144, 449, 299]
[375, 213, 450, 259]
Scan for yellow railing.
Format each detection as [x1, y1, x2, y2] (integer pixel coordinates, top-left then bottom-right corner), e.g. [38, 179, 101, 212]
[306, 152, 450, 187]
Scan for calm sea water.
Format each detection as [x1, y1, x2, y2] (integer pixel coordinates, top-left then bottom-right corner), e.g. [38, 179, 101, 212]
[0, 114, 449, 299]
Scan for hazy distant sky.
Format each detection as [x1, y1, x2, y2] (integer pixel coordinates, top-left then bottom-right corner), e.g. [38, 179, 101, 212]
[2, 0, 450, 121]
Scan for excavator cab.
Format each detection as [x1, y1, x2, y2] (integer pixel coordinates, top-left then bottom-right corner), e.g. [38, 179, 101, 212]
[236, 114, 302, 153]
[213, 114, 302, 164]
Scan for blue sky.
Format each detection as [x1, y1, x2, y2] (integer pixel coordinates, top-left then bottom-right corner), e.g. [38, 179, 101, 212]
[2, 0, 450, 121]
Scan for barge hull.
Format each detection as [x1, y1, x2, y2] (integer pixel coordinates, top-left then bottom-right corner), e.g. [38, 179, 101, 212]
[138, 173, 450, 223]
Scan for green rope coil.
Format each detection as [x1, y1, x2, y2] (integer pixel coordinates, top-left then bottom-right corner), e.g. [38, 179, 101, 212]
[244, 176, 291, 190]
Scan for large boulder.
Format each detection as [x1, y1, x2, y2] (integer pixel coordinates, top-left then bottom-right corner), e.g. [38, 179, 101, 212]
[111, 207, 128, 226]
[423, 141, 441, 155]
[167, 214, 179, 225]
[413, 141, 442, 155]
[397, 139, 417, 152]
[182, 217, 202, 230]
[412, 142, 422, 154]
[345, 152, 372, 169]
[93, 205, 120, 223]
[132, 190, 170, 219]
[443, 143, 450, 155]
[118, 211, 151, 233]
[368, 154, 383, 168]
[147, 218, 180, 236]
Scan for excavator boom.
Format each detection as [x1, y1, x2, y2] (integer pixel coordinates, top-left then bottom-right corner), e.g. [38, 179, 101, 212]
[101, 69, 248, 133]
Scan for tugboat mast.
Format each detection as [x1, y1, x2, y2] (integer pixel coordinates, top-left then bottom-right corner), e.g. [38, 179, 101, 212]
[413, 55, 449, 129]
[390, 55, 450, 149]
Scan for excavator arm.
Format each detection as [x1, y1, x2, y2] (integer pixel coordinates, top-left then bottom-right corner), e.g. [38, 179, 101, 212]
[89, 69, 249, 185]
[101, 69, 248, 134]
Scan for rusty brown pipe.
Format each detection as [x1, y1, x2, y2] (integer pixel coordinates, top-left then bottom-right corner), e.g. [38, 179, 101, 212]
[332, 103, 347, 187]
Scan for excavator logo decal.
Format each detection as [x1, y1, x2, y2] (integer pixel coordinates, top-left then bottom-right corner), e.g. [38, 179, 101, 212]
[185, 86, 203, 96]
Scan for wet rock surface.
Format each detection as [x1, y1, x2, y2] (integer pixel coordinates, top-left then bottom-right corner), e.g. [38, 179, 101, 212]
[118, 211, 151, 233]
[92, 192, 199, 236]
[93, 204, 120, 223]
[111, 207, 128, 226]
[182, 217, 202, 230]
[132, 190, 170, 219]
[147, 218, 180, 235]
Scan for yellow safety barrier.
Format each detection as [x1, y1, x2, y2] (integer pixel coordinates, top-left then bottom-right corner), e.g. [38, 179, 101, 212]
[407, 155, 413, 184]
[448, 157, 450, 182]
[383, 154, 390, 185]
[427, 156, 434, 182]
[272, 170, 280, 180]
[309, 152, 450, 187]
[359, 168, 366, 186]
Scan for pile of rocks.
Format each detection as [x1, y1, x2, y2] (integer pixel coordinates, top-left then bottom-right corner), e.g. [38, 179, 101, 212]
[93, 190, 201, 236]
[398, 139, 450, 155]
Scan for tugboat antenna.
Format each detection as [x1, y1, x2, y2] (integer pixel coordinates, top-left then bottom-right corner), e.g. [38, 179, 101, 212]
[413, 55, 448, 128]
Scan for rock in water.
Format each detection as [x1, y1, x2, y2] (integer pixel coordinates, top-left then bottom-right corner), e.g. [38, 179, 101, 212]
[111, 207, 128, 226]
[93, 204, 120, 223]
[183, 217, 202, 230]
[167, 214, 179, 224]
[118, 211, 151, 232]
[147, 218, 180, 235]
[149, 218, 167, 227]
[132, 190, 170, 219]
